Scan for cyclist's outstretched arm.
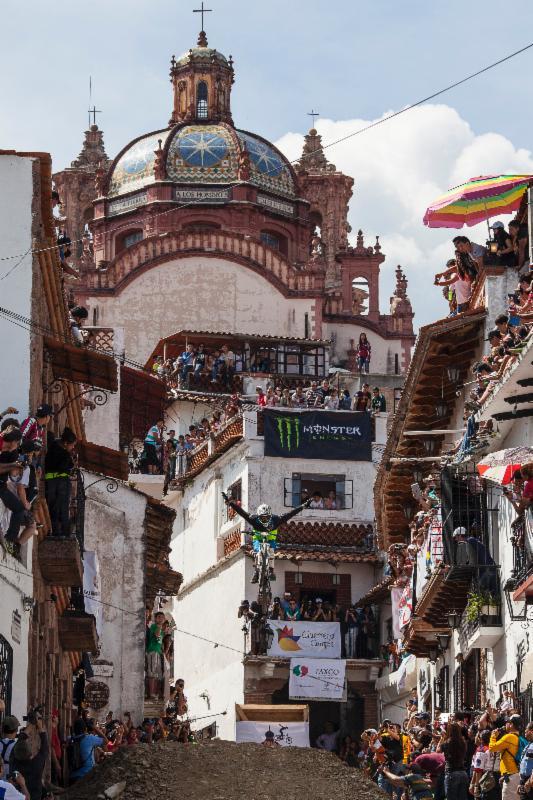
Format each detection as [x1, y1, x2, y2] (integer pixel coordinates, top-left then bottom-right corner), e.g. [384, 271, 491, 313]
[221, 492, 254, 525]
[278, 498, 311, 525]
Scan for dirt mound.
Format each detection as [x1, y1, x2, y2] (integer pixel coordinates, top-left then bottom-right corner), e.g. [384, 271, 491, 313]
[64, 740, 385, 800]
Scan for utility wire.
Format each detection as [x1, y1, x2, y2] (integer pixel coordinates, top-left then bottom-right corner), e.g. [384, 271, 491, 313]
[0, 39, 532, 271]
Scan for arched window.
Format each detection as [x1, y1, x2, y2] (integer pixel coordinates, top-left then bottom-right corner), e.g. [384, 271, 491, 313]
[115, 229, 143, 256]
[197, 81, 208, 119]
[351, 276, 370, 315]
[260, 229, 288, 257]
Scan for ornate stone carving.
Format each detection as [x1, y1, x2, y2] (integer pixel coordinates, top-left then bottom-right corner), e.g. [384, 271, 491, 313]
[153, 139, 166, 181]
[237, 144, 251, 181]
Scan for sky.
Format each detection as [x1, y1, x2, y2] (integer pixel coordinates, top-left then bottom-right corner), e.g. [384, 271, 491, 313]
[2, 0, 533, 327]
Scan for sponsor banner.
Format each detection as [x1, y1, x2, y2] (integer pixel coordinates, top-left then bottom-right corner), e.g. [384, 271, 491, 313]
[263, 409, 372, 461]
[107, 191, 147, 216]
[266, 620, 341, 659]
[174, 187, 230, 203]
[289, 658, 346, 701]
[83, 551, 103, 637]
[398, 579, 413, 631]
[236, 721, 309, 747]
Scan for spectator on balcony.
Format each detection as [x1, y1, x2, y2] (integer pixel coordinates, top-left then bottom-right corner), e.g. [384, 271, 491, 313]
[325, 490, 338, 510]
[491, 221, 517, 267]
[312, 598, 329, 621]
[325, 388, 339, 409]
[269, 597, 283, 620]
[344, 606, 358, 657]
[152, 355, 163, 375]
[279, 388, 293, 408]
[220, 344, 236, 390]
[306, 381, 322, 408]
[353, 383, 371, 412]
[453, 235, 486, 270]
[179, 344, 195, 387]
[280, 592, 293, 616]
[291, 386, 307, 408]
[265, 387, 280, 407]
[284, 598, 302, 621]
[143, 418, 164, 475]
[210, 350, 224, 383]
[44, 427, 77, 537]
[0, 428, 26, 545]
[309, 491, 324, 509]
[434, 259, 473, 314]
[145, 611, 165, 700]
[19, 404, 53, 449]
[69, 306, 89, 346]
[8, 439, 40, 544]
[518, 275, 533, 310]
[193, 344, 206, 382]
[255, 386, 266, 407]
[357, 333, 371, 374]
[371, 387, 386, 414]
[339, 389, 352, 410]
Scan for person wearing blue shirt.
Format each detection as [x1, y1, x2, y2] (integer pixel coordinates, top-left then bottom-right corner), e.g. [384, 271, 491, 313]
[180, 344, 195, 387]
[520, 723, 533, 797]
[69, 719, 107, 783]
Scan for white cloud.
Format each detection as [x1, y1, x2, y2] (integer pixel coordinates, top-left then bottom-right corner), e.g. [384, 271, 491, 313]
[275, 104, 533, 328]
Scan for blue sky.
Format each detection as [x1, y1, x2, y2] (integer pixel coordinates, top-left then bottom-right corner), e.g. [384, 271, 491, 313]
[1, 0, 532, 326]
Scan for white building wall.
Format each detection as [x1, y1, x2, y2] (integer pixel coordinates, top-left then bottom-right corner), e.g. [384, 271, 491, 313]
[172, 556, 246, 741]
[0, 544, 33, 721]
[92, 256, 315, 365]
[324, 321, 404, 376]
[0, 154, 35, 417]
[82, 474, 148, 724]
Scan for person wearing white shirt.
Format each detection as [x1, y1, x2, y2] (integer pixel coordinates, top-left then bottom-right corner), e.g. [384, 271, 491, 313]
[316, 722, 339, 752]
[0, 760, 29, 800]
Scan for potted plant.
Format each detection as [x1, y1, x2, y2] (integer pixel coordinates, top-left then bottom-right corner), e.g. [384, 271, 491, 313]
[465, 590, 499, 623]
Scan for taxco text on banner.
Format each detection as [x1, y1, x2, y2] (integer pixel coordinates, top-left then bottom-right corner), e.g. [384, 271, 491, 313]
[289, 658, 346, 702]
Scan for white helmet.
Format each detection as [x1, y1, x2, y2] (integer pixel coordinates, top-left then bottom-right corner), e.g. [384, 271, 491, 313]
[257, 503, 272, 517]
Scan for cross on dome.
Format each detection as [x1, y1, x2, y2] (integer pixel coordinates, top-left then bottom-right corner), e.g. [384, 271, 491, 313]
[193, 2, 212, 45]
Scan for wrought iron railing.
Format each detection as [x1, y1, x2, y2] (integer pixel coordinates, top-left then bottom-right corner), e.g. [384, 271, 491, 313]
[511, 511, 533, 589]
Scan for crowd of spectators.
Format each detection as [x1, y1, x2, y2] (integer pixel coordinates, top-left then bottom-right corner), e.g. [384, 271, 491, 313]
[238, 594, 377, 658]
[351, 695, 533, 800]
[0, 404, 78, 553]
[254, 378, 386, 413]
[434, 225, 532, 318]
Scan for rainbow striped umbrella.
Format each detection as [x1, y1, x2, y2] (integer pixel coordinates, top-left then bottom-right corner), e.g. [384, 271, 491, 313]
[423, 174, 533, 229]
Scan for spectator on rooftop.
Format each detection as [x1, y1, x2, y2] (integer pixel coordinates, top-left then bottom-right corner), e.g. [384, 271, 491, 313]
[143, 418, 164, 475]
[255, 386, 266, 407]
[453, 235, 486, 270]
[0, 428, 26, 545]
[220, 344, 236, 390]
[44, 427, 77, 537]
[179, 344, 195, 387]
[8, 439, 40, 544]
[193, 344, 206, 383]
[434, 257, 473, 314]
[509, 219, 530, 270]
[371, 387, 386, 414]
[491, 221, 516, 267]
[357, 333, 371, 374]
[353, 383, 371, 412]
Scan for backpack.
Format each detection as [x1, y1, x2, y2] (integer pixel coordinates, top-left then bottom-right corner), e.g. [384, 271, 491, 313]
[515, 735, 528, 766]
[1, 738, 15, 777]
[66, 735, 85, 772]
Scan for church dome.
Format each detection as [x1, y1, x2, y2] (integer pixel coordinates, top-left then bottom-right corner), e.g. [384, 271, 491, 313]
[174, 46, 228, 67]
[107, 123, 296, 199]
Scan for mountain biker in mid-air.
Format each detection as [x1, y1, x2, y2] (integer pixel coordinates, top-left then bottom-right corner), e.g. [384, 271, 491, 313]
[222, 492, 311, 583]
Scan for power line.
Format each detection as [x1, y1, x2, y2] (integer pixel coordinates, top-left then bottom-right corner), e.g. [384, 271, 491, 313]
[0, 38, 532, 272]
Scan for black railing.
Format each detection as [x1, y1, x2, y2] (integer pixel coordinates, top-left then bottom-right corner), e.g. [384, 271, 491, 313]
[72, 469, 85, 554]
[511, 512, 533, 589]
[517, 682, 533, 722]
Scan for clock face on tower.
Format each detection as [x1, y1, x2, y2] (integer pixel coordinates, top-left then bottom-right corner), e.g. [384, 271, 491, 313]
[178, 131, 228, 168]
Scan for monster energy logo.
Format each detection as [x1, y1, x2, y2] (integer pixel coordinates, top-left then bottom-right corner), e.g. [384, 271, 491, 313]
[276, 416, 301, 450]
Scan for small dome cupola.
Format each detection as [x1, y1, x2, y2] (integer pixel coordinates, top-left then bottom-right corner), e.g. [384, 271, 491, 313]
[169, 21, 234, 127]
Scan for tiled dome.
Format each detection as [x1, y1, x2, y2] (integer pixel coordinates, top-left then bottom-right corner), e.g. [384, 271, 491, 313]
[175, 46, 228, 67]
[107, 124, 296, 199]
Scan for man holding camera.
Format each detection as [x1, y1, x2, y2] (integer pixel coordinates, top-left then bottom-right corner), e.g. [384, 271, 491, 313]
[489, 715, 521, 800]
[0, 759, 29, 800]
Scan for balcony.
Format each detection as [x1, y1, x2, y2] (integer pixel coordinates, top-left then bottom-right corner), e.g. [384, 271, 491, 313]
[37, 536, 83, 587]
[58, 609, 98, 652]
[171, 415, 244, 485]
[510, 512, 533, 601]
[458, 602, 503, 654]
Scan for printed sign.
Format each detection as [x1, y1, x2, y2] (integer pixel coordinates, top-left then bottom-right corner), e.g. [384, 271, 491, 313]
[266, 620, 342, 659]
[83, 551, 103, 637]
[257, 194, 295, 217]
[236, 721, 309, 748]
[174, 187, 230, 203]
[263, 410, 372, 461]
[289, 658, 346, 701]
[107, 192, 147, 216]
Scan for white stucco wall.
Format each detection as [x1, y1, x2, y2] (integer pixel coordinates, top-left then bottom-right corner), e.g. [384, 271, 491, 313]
[324, 321, 404, 375]
[0, 544, 33, 720]
[90, 256, 315, 364]
[172, 556, 246, 741]
[0, 154, 35, 417]
[82, 475, 148, 724]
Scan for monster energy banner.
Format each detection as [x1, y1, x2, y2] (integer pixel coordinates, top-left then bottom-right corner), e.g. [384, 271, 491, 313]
[263, 409, 372, 460]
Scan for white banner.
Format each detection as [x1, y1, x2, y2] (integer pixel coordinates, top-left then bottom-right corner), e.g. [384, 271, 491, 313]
[289, 658, 346, 701]
[83, 551, 103, 637]
[236, 721, 309, 747]
[266, 621, 341, 658]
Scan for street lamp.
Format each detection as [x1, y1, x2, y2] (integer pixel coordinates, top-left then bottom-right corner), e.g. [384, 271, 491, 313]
[447, 366, 461, 384]
[412, 467, 424, 484]
[447, 611, 459, 630]
[403, 502, 417, 522]
[264, 623, 275, 652]
[435, 401, 448, 419]
[422, 438, 438, 456]
[428, 644, 439, 664]
[436, 633, 451, 652]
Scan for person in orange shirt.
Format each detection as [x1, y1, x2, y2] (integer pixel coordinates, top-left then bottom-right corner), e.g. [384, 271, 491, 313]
[489, 715, 521, 800]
